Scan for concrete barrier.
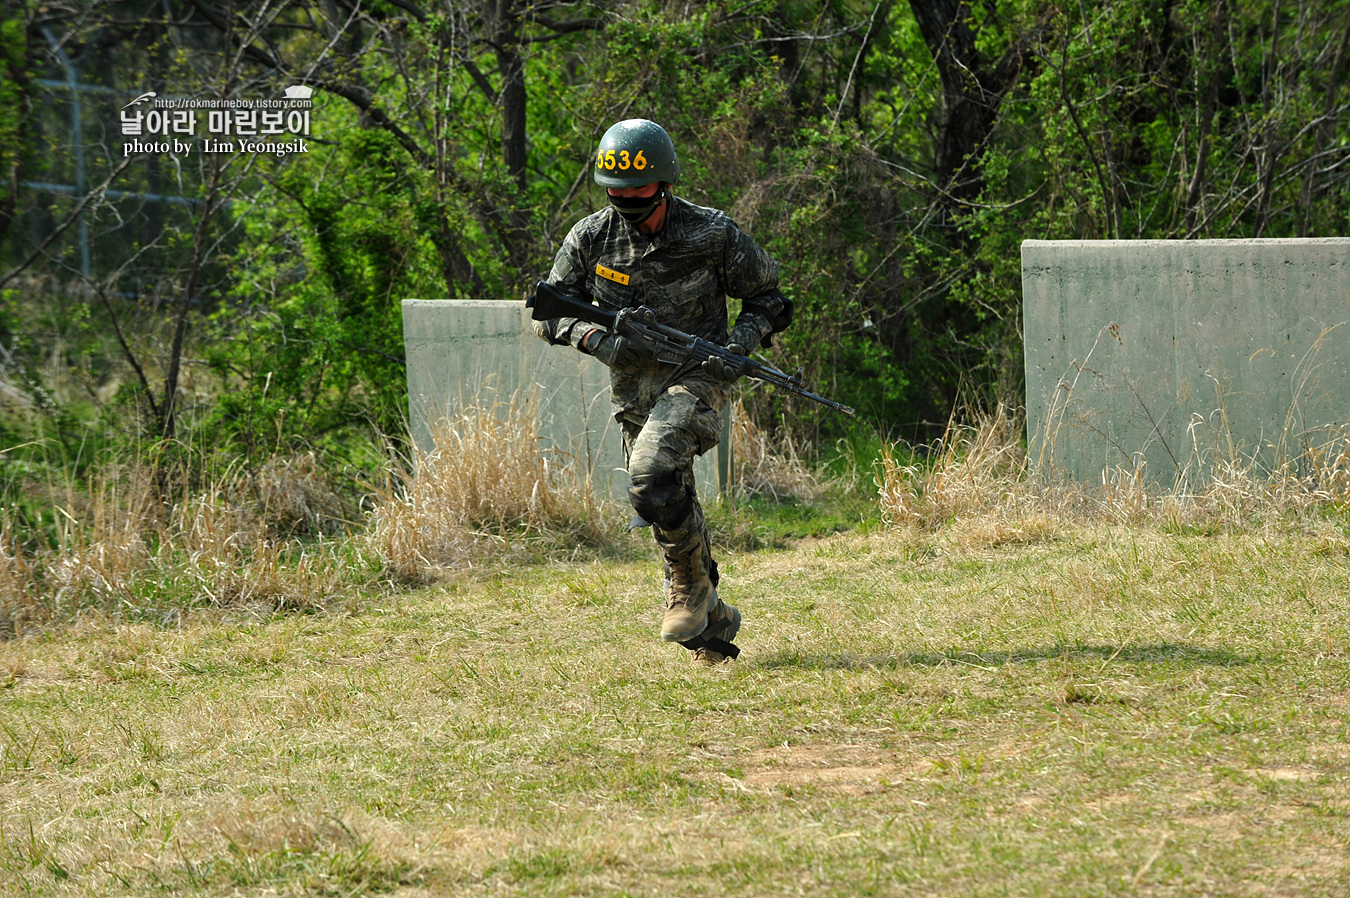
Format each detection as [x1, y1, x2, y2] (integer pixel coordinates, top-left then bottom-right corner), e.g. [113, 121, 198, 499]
[402, 299, 730, 502]
[1022, 239, 1350, 486]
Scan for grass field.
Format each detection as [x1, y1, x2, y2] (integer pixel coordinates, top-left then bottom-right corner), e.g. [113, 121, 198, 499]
[4, 507, 1350, 896]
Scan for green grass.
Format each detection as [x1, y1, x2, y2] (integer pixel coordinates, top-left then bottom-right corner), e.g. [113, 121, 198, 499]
[3, 519, 1350, 896]
[708, 491, 884, 550]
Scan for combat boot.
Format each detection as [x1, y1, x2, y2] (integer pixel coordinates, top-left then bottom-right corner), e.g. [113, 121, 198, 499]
[691, 600, 741, 666]
[661, 540, 717, 642]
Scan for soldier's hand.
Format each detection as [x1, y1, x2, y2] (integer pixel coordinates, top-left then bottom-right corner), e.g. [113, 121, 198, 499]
[583, 329, 649, 372]
[702, 343, 749, 384]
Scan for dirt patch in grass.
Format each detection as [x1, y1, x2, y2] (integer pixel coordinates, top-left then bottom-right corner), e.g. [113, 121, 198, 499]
[733, 743, 928, 794]
[1250, 766, 1321, 782]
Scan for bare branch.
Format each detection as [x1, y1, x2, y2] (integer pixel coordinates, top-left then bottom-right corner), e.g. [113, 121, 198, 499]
[0, 155, 137, 291]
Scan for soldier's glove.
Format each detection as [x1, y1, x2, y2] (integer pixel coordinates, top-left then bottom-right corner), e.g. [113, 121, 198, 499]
[701, 342, 749, 384]
[582, 328, 648, 372]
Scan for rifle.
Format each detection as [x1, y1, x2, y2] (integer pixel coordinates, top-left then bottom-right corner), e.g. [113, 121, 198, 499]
[528, 281, 856, 417]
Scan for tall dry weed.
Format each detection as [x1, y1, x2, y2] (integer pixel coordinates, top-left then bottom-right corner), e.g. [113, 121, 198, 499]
[1161, 432, 1350, 525]
[245, 452, 355, 535]
[4, 396, 630, 631]
[1081, 421, 1350, 528]
[366, 397, 620, 578]
[730, 401, 827, 502]
[878, 404, 1032, 530]
[46, 473, 352, 617]
[879, 404, 1350, 543]
[0, 517, 39, 636]
[2, 452, 366, 634]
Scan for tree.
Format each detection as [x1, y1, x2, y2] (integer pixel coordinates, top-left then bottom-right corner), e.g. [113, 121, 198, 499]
[181, 0, 603, 292]
[908, 0, 1032, 212]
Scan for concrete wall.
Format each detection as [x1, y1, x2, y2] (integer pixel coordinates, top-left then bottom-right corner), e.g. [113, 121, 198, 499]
[402, 299, 729, 502]
[1022, 239, 1350, 486]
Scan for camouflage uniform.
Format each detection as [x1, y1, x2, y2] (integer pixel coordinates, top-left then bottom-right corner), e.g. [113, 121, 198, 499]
[534, 194, 791, 644]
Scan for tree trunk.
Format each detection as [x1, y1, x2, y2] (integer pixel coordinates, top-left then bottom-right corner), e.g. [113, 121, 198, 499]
[0, 13, 36, 250]
[429, 200, 485, 296]
[486, 0, 534, 279]
[161, 165, 220, 440]
[908, 0, 1027, 209]
[498, 45, 527, 194]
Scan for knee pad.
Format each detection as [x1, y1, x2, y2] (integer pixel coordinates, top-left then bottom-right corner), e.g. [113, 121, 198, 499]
[627, 470, 692, 529]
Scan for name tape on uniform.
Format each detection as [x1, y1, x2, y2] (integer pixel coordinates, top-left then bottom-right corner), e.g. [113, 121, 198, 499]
[595, 263, 630, 286]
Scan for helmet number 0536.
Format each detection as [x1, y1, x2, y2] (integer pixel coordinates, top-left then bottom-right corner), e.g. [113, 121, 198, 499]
[598, 149, 648, 171]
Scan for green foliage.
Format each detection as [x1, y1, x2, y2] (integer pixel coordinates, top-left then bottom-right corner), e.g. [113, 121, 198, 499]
[709, 489, 883, 550]
[6, 0, 1350, 503]
[0, 6, 30, 216]
[204, 122, 445, 458]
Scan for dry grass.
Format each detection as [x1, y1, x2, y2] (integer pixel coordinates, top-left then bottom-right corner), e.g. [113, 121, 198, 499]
[13, 392, 1350, 639]
[878, 403, 1350, 546]
[730, 401, 829, 502]
[876, 403, 1050, 544]
[3, 396, 644, 630]
[365, 397, 624, 579]
[0, 455, 370, 636]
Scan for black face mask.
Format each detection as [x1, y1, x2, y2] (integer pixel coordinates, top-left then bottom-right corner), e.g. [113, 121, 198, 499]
[608, 185, 666, 225]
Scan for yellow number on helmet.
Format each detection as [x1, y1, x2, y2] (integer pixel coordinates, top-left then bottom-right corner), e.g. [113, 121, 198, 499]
[634, 150, 647, 169]
[604, 150, 616, 169]
[619, 150, 631, 170]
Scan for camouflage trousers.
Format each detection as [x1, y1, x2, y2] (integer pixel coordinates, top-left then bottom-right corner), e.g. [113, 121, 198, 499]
[621, 383, 724, 560]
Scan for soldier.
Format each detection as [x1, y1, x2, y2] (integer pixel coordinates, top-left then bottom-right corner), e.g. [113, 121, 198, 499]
[533, 119, 792, 665]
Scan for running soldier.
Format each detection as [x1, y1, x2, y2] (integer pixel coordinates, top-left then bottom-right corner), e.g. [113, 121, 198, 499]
[533, 119, 792, 664]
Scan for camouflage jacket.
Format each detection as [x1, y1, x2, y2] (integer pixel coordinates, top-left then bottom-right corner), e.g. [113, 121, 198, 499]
[534, 195, 791, 424]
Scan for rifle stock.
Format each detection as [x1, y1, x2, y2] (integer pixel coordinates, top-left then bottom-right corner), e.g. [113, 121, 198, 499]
[528, 281, 617, 330]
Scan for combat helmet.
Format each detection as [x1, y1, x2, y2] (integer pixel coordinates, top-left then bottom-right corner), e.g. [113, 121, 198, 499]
[593, 119, 681, 189]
